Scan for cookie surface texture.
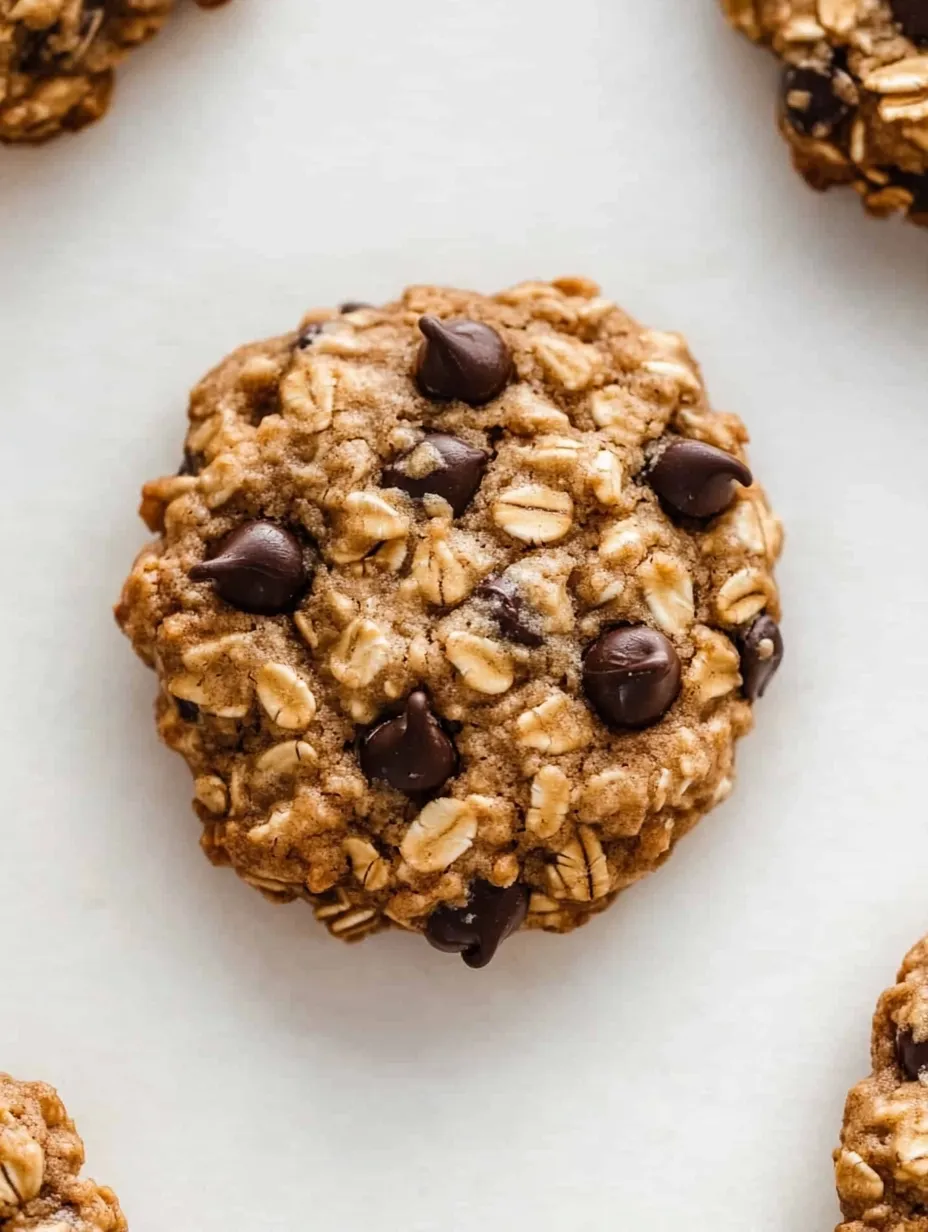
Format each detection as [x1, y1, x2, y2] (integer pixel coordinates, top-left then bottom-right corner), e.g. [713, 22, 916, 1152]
[722, 0, 928, 225]
[116, 279, 784, 964]
[0, 1073, 126, 1230]
[834, 935, 928, 1231]
[0, 0, 221, 144]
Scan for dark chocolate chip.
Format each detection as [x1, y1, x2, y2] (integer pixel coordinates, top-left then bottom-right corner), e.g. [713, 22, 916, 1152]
[425, 880, 529, 968]
[891, 0, 928, 43]
[648, 439, 752, 519]
[176, 698, 199, 722]
[189, 521, 308, 615]
[898, 1029, 928, 1081]
[582, 626, 681, 729]
[474, 575, 543, 647]
[16, 25, 52, 74]
[360, 691, 457, 794]
[382, 433, 488, 517]
[415, 316, 512, 405]
[781, 62, 856, 139]
[339, 301, 373, 313]
[177, 450, 200, 477]
[891, 170, 928, 215]
[296, 323, 325, 348]
[739, 614, 783, 702]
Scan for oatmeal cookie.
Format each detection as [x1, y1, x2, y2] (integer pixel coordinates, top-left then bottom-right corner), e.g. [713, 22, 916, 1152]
[0, 1074, 125, 1230]
[116, 278, 784, 967]
[0, 0, 225, 145]
[722, 0, 928, 226]
[834, 935, 928, 1231]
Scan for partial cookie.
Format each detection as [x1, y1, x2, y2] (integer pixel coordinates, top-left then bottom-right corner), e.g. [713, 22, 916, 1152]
[0, 1074, 125, 1230]
[0, 0, 225, 145]
[835, 935, 928, 1232]
[116, 278, 784, 967]
[722, 0, 928, 226]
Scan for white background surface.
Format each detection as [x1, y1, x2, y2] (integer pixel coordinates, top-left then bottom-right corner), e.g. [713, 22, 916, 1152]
[1, 1, 927, 1228]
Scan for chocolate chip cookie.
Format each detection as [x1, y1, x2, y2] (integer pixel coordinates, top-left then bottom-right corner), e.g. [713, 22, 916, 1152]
[0, 1074, 125, 1230]
[116, 278, 784, 967]
[835, 935, 928, 1231]
[0, 0, 224, 145]
[722, 0, 928, 226]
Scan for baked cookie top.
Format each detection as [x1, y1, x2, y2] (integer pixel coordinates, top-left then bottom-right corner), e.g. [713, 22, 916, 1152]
[0, 0, 223, 144]
[0, 1074, 125, 1230]
[116, 278, 783, 967]
[723, 0, 928, 225]
[835, 935, 928, 1231]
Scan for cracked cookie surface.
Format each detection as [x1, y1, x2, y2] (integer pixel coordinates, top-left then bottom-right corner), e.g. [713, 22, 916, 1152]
[0, 1074, 125, 1231]
[0, 0, 223, 144]
[835, 935, 928, 1232]
[722, 0, 928, 226]
[116, 278, 784, 965]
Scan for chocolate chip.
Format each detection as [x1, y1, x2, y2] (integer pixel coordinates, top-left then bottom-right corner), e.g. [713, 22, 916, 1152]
[189, 521, 308, 615]
[474, 575, 543, 647]
[898, 1030, 928, 1081]
[359, 691, 457, 794]
[415, 316, 512, 405]
[739, 614, 783, 702]
[648, 439, 752, 519]
[891, 0, 928, 43]
[339, 301, 372, 313]
[425, 880, 529, 968]
[296, 323, 325, 348]
[582, 626, 681, 729]
[892, 170, 928, 215]
[176, 698, 199, 722]
[781, 62, 856, 139]
[17, 26, 52, 73]
[177, 450, 200, 477]
[382, 433, 488, 517]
